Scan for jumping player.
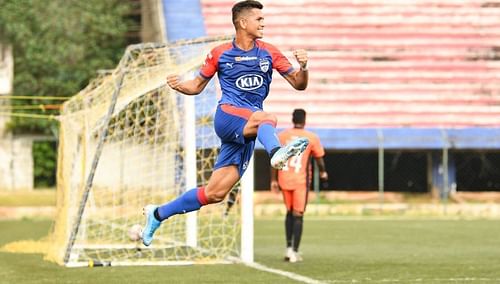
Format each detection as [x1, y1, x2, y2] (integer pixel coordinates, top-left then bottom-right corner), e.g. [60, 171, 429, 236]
[141, 0, 310, 246]
[270, 109, 328, 262]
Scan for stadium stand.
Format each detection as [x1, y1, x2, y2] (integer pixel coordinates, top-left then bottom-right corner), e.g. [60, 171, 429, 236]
[201, 0, 500, 129]
[196, 0, 500, 193]
[134, 0, 500, 193]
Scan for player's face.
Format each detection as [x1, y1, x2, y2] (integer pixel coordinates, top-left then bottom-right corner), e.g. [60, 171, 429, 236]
[243, 9, 265, 39]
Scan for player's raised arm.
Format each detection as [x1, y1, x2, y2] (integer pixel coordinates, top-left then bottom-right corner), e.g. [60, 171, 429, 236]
[283, 49, 309, 90]
[166, 74, 210, 96]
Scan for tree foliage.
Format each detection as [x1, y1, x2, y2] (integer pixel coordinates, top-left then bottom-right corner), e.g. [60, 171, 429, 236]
[0, 0, 131, 134]
[32, 140, 57, 188]
[0, 0, 132, 187]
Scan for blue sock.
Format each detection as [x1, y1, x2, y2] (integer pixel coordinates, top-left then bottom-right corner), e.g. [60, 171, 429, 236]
[156, 187, 207, 221]
[257, 122, 281, 156]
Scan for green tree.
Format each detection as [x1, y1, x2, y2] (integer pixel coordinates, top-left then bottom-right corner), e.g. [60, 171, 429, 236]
[0, 0, 130, 133]
[0, 0, 132, 186]
[32, 140, 57, 188]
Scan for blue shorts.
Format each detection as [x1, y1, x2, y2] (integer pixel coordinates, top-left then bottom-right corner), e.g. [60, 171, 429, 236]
[213, 104, 257, 177]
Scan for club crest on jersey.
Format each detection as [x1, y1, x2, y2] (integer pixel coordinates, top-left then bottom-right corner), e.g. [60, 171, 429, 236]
[236, 74, 264, 91]
[259, 59, 270, 72]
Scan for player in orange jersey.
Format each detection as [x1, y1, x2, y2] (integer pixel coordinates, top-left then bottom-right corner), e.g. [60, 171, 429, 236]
[270, 108, 328, 263]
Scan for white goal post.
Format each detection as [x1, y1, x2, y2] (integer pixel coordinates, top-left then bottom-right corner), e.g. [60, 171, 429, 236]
[46, 36, 254, 266]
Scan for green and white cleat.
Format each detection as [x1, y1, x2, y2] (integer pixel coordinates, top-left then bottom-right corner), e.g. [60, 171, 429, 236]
[270, 137, 309, 170]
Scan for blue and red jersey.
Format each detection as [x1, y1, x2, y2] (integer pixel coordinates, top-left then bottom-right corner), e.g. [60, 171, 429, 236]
[199, 39, 295, 110]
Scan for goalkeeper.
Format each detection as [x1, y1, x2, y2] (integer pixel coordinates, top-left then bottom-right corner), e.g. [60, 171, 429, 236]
[141, 0, 310, 246]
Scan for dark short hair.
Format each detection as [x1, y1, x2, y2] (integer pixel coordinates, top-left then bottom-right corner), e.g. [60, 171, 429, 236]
[292, 109, 306, 124]
[232, 0, 264, 27]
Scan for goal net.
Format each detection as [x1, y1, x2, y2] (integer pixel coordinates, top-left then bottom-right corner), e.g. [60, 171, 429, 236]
[46, 36, 254, 266]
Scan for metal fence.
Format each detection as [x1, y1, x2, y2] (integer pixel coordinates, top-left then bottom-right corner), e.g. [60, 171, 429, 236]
[255, 128, 500, 203]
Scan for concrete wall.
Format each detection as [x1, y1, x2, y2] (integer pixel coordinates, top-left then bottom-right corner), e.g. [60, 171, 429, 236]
[0, 136, 34, 191]
[0, 44, 35, 191]
[0, 44, 13, 95]
[141, 0, 167, 42]
[0, 43, 13, 137]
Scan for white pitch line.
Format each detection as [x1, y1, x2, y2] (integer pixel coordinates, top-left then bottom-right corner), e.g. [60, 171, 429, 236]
[246, 262, 327, 284]
[327, 278, 500, 283]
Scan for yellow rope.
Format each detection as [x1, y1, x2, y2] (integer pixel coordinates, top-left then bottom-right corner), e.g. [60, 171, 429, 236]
[0, 105, 61, 110]
[0, 95, 70, 100]
[0, 112, 58, 120]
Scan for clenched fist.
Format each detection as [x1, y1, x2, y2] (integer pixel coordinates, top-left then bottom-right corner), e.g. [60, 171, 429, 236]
[166, 74, 181, 91]
[293, 49, 308, 70]
[270, 180, 280, 194]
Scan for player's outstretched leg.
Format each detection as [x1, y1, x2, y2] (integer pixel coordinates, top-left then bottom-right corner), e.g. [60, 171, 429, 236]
[142, 204, 161, 246]
[271, 137, 309, 169]
[141, 187, 209, 246]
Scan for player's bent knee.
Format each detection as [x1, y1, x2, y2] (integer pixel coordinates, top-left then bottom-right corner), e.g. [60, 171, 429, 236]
[261, 112, 277, 125]
[205, 191, 227, 203]
[252, 111, 277, 125]
[292, 210, 303, 217]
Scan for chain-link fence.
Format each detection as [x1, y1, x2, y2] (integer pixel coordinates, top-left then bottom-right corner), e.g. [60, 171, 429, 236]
[325, 149, 500, 194]
[254, 129, 500, 203]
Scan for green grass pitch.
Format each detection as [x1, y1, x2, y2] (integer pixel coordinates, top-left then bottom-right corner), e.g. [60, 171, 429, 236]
[1, 218, 500, 283]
